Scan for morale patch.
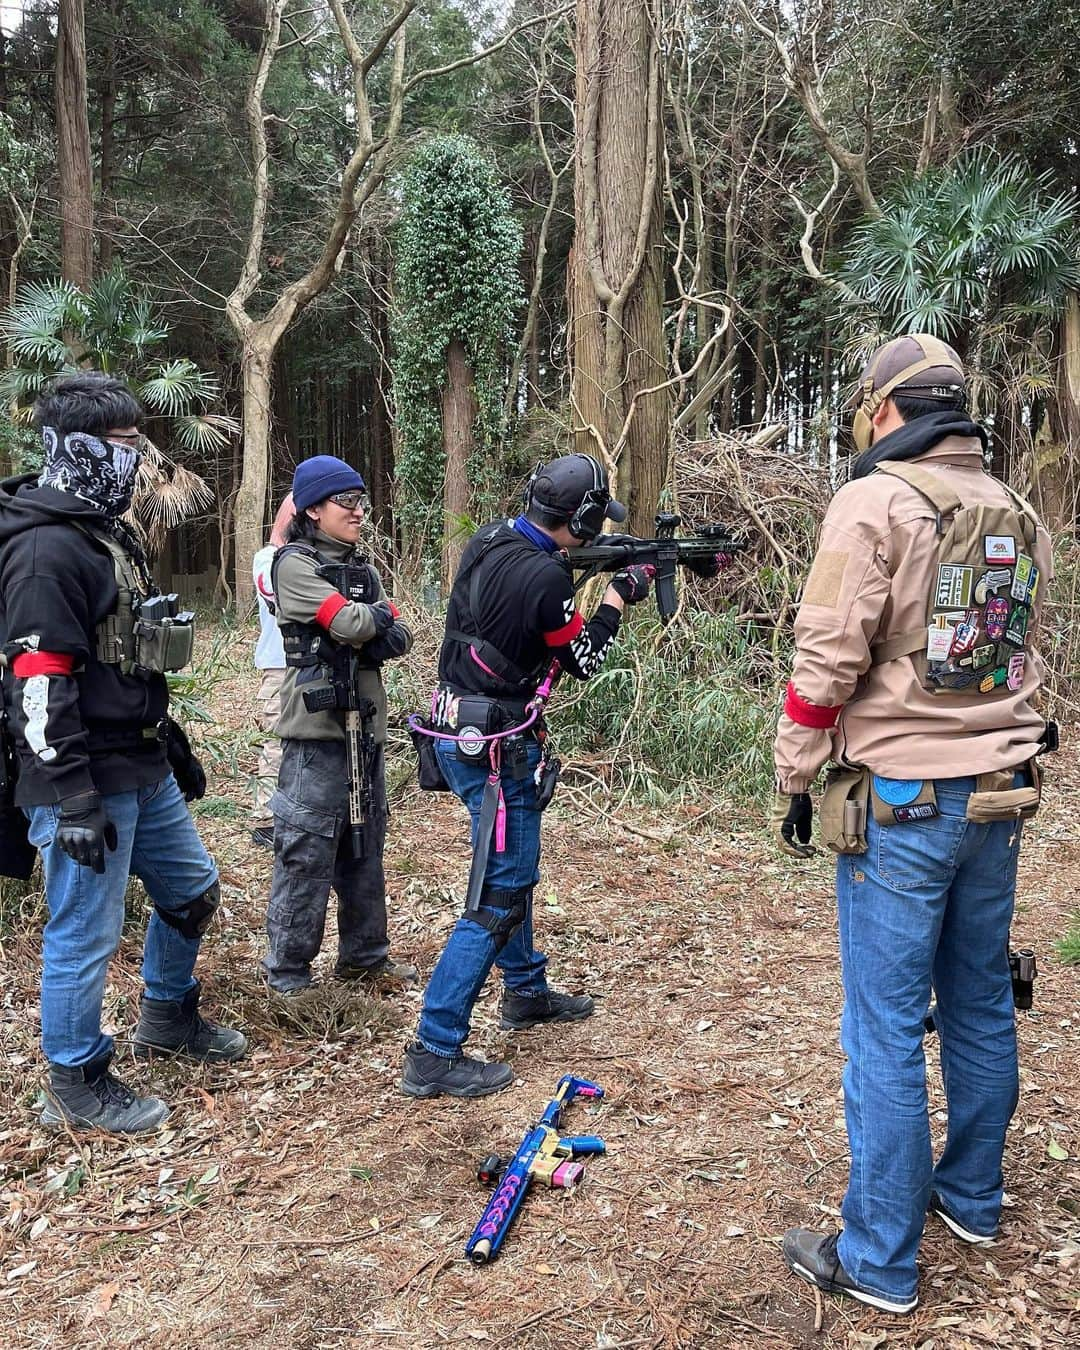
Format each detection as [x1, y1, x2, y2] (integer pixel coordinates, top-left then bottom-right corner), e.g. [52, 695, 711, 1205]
[801, 550, 848, 608]
[984, 535, 1016, 564]
[1011, 555, 1039, 605]
[894, 802, 939, 822]
[984, 597, 1009, 640]
[872, 777, 923, 806]
[1007, 651, 1025, 691]
[935, 564, 973, 609]
[950, 611, 980, 656]
[1005, 604, 1029, 647]
[974, 568, 1012, 605]
[926, 626, 954, 661]
[979, 667, 1007, 693]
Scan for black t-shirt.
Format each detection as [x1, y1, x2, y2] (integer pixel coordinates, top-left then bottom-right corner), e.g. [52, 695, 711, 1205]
[438, 521, 621, 695]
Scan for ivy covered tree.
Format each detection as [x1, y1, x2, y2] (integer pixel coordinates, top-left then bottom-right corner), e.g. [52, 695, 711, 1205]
[392, 134, 522, 583]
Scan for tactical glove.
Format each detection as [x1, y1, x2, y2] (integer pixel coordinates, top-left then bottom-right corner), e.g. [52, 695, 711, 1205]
[366, 601, 397, 637]
[363, 621, 410, 665]
[685, 551, 733, 579]
[771, 790, 815, 859]
[610, 564, 655, 605]
[166, 718, 207, 802]
[56, 791, 118, 874]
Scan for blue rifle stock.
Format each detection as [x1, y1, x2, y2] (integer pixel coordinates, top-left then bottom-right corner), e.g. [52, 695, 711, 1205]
[465, 1075, 606, 1265]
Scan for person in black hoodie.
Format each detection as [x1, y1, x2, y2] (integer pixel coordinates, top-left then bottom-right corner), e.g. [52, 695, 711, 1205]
[0, 373, 246, 1135]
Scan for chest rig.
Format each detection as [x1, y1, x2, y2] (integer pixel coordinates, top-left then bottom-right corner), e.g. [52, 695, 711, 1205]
[869, 462, 1041, 697]
[76, 523, 195, 679]
[272, 543, 380, 688]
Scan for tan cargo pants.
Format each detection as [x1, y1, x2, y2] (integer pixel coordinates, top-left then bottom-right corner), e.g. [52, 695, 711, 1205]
[252, 666, 285, 828]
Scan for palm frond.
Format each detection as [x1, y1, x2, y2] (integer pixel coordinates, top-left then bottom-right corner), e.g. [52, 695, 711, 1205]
[172, 413, 241, 455]
[136, 360, 220, 417]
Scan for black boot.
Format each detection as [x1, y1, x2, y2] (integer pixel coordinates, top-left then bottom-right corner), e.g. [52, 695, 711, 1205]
[133, 979, 248, 1063]
[500, 988, 595, 1031]
[400, 1043, 514, 1098]
[40, 1053, 170, 1135]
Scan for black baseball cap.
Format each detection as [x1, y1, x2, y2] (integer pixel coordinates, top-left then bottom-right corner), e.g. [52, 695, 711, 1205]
[530, 454, 627, 523]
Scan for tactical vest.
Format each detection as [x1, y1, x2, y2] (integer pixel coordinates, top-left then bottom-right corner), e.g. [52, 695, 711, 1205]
[869, 462, 1041, 696]
[271, 541, 379, 674]
[75, 523, 195, 677]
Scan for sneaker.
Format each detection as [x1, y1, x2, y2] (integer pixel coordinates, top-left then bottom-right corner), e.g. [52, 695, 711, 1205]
[400, 1042, 514, 1098]
[40, 1054, 170, 1135]
[500, 988, 594, 1031]
[782, 1228, 918, 1315]
[336, 956, 418, 985]
[133, 979, 248, 1063]
[251, 827, 275, 848]
[927, 1192, 997, 1245]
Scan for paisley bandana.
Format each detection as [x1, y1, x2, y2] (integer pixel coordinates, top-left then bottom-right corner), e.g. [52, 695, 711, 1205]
[38, 426, 142, 517]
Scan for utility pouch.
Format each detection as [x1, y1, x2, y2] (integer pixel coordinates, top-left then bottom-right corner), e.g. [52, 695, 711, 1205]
[533, 753, 561, 810]
[819, 765, 870, 855]
[966, 759, 1041, 823]
[454, 696, 502, 762]
[133, 609, 195, 676]
[409, 722, 451, 792]
[870, 777, 939, 825]
[502, 734, 530, 782]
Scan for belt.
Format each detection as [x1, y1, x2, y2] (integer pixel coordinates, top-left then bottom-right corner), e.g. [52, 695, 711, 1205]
[86, 720, 168, 753]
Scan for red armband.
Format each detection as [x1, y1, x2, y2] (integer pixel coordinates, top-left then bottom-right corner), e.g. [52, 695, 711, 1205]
[543, 612, 584, 647]
[12, 651, 75, 677]
[784, 681, 843, 729]
[388, 602, 400, 619]
[314, 592, 348, 630]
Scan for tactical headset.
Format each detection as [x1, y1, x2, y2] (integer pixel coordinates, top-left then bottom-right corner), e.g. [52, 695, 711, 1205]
[851, 336, 966, 453]
[523, 454, 612, 540]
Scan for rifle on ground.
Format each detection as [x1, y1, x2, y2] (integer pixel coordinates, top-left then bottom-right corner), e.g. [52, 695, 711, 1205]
[566, 512, 745, 623]
[465, 1074, 606, 1265]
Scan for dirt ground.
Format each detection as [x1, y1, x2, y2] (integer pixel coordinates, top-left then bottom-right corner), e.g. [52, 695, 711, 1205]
[1, 648, 1078, 1350]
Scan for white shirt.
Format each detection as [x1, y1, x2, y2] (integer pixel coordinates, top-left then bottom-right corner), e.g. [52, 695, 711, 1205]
[253, 543, 286, 670]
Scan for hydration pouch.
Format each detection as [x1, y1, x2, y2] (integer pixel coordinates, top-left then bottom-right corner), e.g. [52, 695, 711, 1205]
[819, 765, 870, 855]
[965, 759, 1041, 823]
[133, 612, 195, 676]
[409, 721, 451, 792]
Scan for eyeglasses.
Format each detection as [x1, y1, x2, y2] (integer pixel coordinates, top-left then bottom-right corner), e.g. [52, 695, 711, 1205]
[106, 431, 146, 450]
[329, 490, 367, 511]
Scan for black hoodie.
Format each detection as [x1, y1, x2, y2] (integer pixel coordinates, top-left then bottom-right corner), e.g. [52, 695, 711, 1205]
[0, 474, 169, 804]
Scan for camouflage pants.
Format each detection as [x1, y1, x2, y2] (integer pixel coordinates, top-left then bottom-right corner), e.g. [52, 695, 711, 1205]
[262, 737, 389, 992]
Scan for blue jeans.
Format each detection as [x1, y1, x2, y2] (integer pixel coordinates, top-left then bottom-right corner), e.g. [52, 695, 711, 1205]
[26, 774, 218, 1068]
[416, 738, 548, 1056]
[835, 775, 1021, 1302]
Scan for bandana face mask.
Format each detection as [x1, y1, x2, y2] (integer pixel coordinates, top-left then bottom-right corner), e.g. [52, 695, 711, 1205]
[38, 426, 143, 517]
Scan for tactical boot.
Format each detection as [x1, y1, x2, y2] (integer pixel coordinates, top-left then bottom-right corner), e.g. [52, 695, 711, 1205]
[40, 1054, 170, 1135]
[336, 956, 418, 985]
[400, 1043, 514, 1098]
[500, 988, 595, 1031]
[133, 979, 248, 1063]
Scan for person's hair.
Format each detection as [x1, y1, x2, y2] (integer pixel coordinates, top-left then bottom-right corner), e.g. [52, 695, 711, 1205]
[892, 390, 966, 423]
[33, 372, 143, 436]
[285, 510, 319, 542]
[525, 501, 570, 531]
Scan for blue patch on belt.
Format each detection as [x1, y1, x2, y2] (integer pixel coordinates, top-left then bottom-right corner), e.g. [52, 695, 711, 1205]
[872, 776, 923, 806]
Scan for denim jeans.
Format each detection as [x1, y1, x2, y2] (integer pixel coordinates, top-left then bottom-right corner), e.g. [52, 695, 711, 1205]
[835, 775, 1021, 1302]
[416, 737, 548, 1056]
[26, 773, 218, 1067]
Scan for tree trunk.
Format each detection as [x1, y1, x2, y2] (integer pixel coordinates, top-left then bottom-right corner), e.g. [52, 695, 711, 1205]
[569, 0, 668, 533]
[1038, 294, 1080, 527]
[441, 338, 477, 586]
[56, 0, 94, 290]
[98, 1, 119, 271]
[233, 340, 274, 610]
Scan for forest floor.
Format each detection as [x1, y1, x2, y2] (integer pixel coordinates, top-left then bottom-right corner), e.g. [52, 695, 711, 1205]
[1, 635, 1078, 1350]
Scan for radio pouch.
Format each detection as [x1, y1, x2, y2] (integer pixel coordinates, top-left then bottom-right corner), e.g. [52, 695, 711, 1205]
[819, 765, 870, 855]
[454, 696, 502, 763]
[965, 759, 1041, 823]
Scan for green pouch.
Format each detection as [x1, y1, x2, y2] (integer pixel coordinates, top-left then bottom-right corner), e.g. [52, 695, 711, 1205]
[135, 617, 195, 674]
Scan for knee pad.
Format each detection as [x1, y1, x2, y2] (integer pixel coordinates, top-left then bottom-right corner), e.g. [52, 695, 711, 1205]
[155, 879, 220, 941]
[467, 885, 529, 953]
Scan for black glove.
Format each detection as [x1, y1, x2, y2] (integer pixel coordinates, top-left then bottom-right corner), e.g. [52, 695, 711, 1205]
[685, 551, 733, 579]
[56, 790, 118, 874]
[771, 790, 815, 859]
[166, 718, 206, 802]
[363, 621, 410, 665]
[610, 564, 655, 605]
[366, 601, 396, 637]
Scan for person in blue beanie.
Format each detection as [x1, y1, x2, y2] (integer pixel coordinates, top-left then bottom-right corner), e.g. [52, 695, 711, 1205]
[262, 456, 416, 994]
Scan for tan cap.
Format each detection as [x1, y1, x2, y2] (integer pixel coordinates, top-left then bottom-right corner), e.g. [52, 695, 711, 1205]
[855, 334, 966, 404]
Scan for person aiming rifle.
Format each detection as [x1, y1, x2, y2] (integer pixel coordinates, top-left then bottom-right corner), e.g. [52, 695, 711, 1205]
[262, 456, 416, 996]
[401, 454, 730, 1099]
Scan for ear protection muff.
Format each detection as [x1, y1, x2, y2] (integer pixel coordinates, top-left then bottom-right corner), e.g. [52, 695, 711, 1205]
[566, 455, 610, 540]
[522, 460, 543, 514]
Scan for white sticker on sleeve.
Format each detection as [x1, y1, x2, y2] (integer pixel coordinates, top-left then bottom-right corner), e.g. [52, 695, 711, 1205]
[22, 675, 59, 763]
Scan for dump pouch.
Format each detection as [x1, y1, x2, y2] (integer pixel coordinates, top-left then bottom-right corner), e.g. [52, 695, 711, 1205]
[409, 721, 451, 792]
[819, 765, 870, 855]
[965, 759, 1041, 823]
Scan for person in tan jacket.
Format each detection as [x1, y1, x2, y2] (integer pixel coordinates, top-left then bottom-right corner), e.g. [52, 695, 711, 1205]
[771, 335, 1054, 1314]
